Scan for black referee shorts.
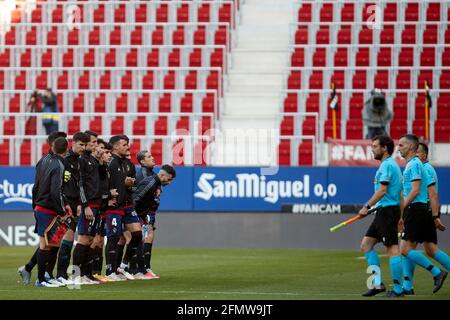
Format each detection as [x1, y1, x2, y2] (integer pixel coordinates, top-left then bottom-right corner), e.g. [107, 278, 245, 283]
[365, 205, 400, 247]
[402, 203, 437, 244]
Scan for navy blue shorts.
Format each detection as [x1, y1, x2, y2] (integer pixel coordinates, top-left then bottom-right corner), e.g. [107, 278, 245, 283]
[97, 217, 107, 237]
[34, 211, 55, 237]
[106, 212, 123, 237]
[123, 207, 140, 225]
[77, 207, 100, 237]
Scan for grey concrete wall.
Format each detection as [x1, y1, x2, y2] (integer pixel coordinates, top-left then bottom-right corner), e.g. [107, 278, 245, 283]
[2, 211, 450, 250]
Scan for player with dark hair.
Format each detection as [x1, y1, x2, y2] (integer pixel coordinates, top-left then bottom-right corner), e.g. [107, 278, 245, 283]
[358, 135, 404, 297]
[51, 131, 90, 285]
[71, 131, 101, 285]
[105, 136, 141, 281]
[91, 140, 117, 282]
[115, 143, 138, 279]
[402, 142, 450, 294]
[398, 134, 448, 294]
[132, 164, 176, 278]
[133, 150, 160, 279]
[31, 137, 71, 287]
[18, 131, 68, 284]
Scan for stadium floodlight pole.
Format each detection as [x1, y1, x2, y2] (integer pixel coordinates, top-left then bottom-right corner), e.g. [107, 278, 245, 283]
[425, 80, 431, 141]
[329, 207, 378, 233]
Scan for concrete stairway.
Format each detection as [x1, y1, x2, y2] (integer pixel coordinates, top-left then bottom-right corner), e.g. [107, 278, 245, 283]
[211, 0, 294, 166]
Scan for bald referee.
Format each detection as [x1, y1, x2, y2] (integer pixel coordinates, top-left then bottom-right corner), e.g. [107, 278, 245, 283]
[402, 142, 450, 294]
[399, 134, 447, 294]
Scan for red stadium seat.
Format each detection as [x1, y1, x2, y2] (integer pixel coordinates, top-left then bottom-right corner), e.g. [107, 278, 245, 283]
[352, 71, 367, 89]
[405, 2, 419, 21]
[185, 70, 198, 90]
[298, 140, 313, 165]
[374, 70, 389, 89]
[114, 4, 126, 23]
[41, 50, 53, 68]
[219, 3, 233, 25]
[377, 47, 392, 66]
[280, 116, 294, 136]
[298, 3, 312, 22]
[312, 48, 326, 67]
[159, 93, 172, 112]
[334, 47, 348, 67]
[94, 94, 106, 113]
[121, 71, 133, 89]
[116, 95, 128, 112]
[20, 140, 31, 165]
[355, 47, 370, 66]
[156, 3, 169, 23]
[93, 4, 105, 23]
[62, 49, 74, 67]
[133, 117, 146, 136]
[320, 3, 333, 22]
[110, 117, 124, 135]
[384, 2, 398, 21]
[337, 25, 352, 44]
[398, 47, 414, 66]
[147, 48, 160, 67]
[137, 94, 150, 113]
[172, 26, 185, 45]
[423, 24, 438, 44]
[198, 3, 211, 22]
[0, 49, 10, 67]
[83, 49, 95, 67]
[420, 47, 435, 66]
[341, 3, 354, 22]
[100, 71, 111, 90]
[396, 70, 411, 89]
[309, 71, 323, 89]
[316, 25, 330, 44]
[135, 5, 147, 23]
[283, 93, 298, 112]
[380, 25, 395, 44]
[278, 140, 291, 166]
[305, 93, 320, 113]
[177, 3, 190, 22]
[346, 119, 363, 139]
[154, 117, 168, 135]
[20, 49, 31, 67]
[168, 48, 181, 67]
[180, 94, 193, 112]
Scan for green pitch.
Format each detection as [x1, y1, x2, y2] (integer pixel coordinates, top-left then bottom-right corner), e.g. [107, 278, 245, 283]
[0, 246, 449, 300]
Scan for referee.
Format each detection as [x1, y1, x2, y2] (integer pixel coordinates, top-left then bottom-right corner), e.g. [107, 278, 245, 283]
[399, 134, 448, 294]
[358, 135, 403, 297]
[402, 142, 450, 294]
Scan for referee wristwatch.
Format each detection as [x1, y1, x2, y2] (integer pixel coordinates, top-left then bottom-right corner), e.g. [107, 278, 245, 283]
[364, 203, 371, 210]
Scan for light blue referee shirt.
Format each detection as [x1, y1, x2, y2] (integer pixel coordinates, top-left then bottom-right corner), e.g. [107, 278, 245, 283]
[403, 156, 428, 204]
[374, 156, 402, 207]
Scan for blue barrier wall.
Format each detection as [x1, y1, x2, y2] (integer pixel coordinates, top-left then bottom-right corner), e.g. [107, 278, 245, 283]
[1, 166, 450, 212]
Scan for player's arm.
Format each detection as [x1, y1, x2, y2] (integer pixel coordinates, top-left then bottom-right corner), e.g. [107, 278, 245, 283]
[132, 176, 158, 206]
[403, 180, 420, 207]
[78, 157, 89, 209]
[428, 184, 446, 231]
[359, 183, 388, 216]
[49, 163, 65, 215]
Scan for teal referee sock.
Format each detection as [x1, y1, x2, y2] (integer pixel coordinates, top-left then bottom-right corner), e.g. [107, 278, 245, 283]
[365, 250, 382, 286]
[433, 250, 450, 271]
[389, 256, 403, 294]
[402, 256, 416, 291]
[406, 250, 441, 277]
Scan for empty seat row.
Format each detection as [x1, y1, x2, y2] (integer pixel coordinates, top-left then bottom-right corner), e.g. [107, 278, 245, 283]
[298, 1, 445, 23]
[0, 45, 226, 70]
[3, 23, 231, 48]
[18, 1, 237, 26]
[0, 68, 223, 93]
